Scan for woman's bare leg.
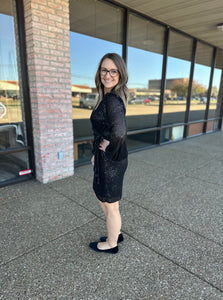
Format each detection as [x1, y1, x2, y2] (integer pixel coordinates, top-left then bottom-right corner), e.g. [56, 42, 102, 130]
[98, 200, 108, 217]
[97, 201, 121, 250]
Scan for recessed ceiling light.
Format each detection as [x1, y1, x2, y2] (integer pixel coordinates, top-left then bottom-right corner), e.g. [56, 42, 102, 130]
[217, 23, 223, 31]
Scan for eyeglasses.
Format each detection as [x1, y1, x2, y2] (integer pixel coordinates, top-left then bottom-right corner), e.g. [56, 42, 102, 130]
[100, 68, 119, 77]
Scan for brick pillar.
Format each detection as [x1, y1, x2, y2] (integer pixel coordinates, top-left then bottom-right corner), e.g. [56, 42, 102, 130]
[23, 0, 74, 183]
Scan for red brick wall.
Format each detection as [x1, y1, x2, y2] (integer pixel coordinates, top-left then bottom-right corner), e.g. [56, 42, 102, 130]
[23, 0, 74, 183]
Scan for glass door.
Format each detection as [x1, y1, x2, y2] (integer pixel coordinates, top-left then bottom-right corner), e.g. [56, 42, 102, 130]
[0, 0, 32, 185]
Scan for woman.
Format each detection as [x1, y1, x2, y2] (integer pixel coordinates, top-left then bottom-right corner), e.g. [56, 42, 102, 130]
[89, 53, 128, 254]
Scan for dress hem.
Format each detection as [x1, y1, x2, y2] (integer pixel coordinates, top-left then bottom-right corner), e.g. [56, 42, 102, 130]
[94, 190, 122, 203]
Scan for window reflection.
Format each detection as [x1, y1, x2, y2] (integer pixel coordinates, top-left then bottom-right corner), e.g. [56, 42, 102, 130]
[70, 0, 123, 162]
[0, 11, 25, 151]
[0, 3, 30, 184]
[160, 125, 184, 143]
[163, 31, 192, 125]
[127, 47, 163, 129]
[69, 1, 223, 160]
[70, 33, 122, 162]
[127, 13, 164, 138]
[0, 151, 31, 184]
[189, 42, 212, 122]
[127, 131, 157, 151]
[70, 32, 122, 120]
[0, 13, 21, 125]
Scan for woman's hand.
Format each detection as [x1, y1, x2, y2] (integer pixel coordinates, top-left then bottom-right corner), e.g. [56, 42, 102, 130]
[99, 139, 110, 152]
[91, 155, 95, 166]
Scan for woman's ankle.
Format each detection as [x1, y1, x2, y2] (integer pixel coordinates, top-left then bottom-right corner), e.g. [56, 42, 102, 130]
[97, 241, 117, 250]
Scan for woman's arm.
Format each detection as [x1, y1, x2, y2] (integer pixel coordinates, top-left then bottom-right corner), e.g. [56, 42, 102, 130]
[104, 94, 126, 160]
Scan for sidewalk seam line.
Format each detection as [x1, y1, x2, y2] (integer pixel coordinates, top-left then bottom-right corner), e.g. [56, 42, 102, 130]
[124, 233, 223, 293]
[127, 200, 223, 248]
[0, 216, 98, 267]
[47, 185, 105, 219]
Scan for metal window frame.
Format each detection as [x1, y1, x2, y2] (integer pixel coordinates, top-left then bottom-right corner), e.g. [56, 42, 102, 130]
[157, 27, 169, 144]
[203, 47, 217, 133]
[15, 0, 35, 173]
[183, 39, 197, 138]
[218, 91, 223, 130]
[122, 8, 129, 63]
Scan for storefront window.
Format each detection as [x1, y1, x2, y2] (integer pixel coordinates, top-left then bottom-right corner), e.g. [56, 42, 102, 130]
[0, 2, 31, 185]
[127, 13, 165, 149]
[163, 30, 192, 126]
[69, 0, 223, 162]
[70, 0, 123, 163]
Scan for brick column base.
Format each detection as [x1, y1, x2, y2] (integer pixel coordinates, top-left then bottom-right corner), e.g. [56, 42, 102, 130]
[24, 0, 74, 183]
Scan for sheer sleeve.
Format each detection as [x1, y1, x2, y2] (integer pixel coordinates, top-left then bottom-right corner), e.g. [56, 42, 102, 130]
[105, 94, 126, 160]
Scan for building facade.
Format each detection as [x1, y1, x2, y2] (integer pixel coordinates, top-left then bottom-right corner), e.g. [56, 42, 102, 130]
[0, 0, 223, 186]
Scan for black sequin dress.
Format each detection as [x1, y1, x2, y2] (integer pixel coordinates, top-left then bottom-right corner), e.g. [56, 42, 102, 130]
[90, 91, 128, 203]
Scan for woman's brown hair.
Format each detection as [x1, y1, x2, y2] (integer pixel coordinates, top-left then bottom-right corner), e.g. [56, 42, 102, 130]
[95, 53, 129, 106]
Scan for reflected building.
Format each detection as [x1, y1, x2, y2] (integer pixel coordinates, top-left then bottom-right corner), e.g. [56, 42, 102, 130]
[149, 78, 188, 90]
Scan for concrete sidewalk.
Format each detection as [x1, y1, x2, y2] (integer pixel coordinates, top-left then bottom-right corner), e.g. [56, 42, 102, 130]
[1, 132, 223, 299]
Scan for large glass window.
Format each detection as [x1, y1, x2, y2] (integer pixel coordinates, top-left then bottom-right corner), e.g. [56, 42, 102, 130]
[0, 13, 21, 126]
[127, 13, 165, 149]
[70, 0, 123, 163]
[189, 42, 213, 125]
[0, 1, 31, 185]
[163, 30, 193, 127]
[69, 0, 223, 162]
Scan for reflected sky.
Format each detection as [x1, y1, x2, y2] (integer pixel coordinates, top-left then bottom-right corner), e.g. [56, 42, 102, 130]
[0, 14, 18, 80]
[70, 32, 122, 87]
[128, 47, 163, 88]
[70, 32, 221, 89]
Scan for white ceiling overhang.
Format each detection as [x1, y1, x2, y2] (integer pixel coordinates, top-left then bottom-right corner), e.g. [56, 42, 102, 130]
[115, 0, 223, 50]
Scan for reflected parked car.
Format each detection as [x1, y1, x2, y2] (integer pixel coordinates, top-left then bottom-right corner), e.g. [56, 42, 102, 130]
[144, 98, 152, 104]
[12, 95, 19, 100]
[150, 96, 159, 101]
[128, 97, 144, 104]
[80, 93, 98, 109]
[200, 97, 207, 103]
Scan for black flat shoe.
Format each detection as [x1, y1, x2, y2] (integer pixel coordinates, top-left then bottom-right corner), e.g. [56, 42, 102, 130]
[89, 242, 118, 254]
[100, 233, 124, 243]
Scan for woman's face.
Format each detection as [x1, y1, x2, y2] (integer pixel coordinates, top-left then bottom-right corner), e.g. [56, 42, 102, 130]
[100, 58, 120, 93]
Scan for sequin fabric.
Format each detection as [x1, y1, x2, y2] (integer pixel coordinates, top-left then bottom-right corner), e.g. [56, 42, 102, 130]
[90, 92, 128, 203]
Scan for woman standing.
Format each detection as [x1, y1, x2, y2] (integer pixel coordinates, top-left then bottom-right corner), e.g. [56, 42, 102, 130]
[89, 53, 128, 254]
